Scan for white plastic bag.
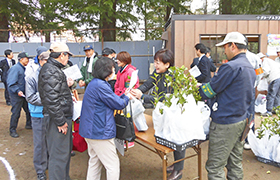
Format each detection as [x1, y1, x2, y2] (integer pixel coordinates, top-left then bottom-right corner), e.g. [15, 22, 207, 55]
[257, 78, 268, 91]
[133, 113, 148, 131]
[248, 129, 280, 162]
[153, 94, 206, 144]
[255, 94, 267, 114]
[127, 98, 145, 118]
[197, 101, 211, 135]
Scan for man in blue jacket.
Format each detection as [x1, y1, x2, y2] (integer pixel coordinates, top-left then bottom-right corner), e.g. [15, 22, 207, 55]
[0, 49, 16, 105]
[7, 52, 32, 138]
[26, 51, 49, 180]
[199, 32, 256, 179]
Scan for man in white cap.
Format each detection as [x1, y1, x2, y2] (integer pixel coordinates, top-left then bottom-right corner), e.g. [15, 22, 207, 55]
[198, 32, 256, 179]
[257, 52, 280, 116]
[275, 47, 280, 63]
[38, 42, 73, 180]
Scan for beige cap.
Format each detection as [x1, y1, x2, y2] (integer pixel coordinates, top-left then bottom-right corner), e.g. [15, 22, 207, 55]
[216, 32, 247, 47]
[256, 52, 266, 59]
[50, 42, 73, 56]
[39, 51, 50, 60]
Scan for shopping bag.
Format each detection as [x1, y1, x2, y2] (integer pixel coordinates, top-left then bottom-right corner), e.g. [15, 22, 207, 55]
[72, 120, 88, 152]
[127, 98, 145, 118]
[114, 102, 136, 142]
[133, 112, 148, 131]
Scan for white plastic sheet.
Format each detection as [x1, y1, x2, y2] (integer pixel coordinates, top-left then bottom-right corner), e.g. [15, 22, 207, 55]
[152, 94, 206, 144]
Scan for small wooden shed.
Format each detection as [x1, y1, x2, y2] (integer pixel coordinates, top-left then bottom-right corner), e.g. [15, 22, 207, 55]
[163, 14, 280, 68]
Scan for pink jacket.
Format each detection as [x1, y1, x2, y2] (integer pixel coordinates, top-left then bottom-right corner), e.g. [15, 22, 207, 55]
[114, 64, 139, 96]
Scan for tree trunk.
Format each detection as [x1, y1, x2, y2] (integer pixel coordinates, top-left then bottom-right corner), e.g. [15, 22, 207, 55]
[100, 0, 116, 41]
[45, 31, 51, 42]
[0, 13, 9, 42]
[221, 0, 232, 14]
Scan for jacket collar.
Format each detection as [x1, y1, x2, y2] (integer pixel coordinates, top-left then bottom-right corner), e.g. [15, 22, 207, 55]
[47, 57, 65, 69]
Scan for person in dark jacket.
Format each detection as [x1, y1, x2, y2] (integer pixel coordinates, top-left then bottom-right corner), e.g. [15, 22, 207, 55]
[194, 43, 211, 83]
[26, 51, 49, 180]
[7, 52, 32, 138]
[0, 49, 16, 105]
[131, 49, 185, 180]
[79, 57, 130, 180]
[199, 32, 256, 179]
[38, 42, 74, 180]
[205, 47, 217, 73]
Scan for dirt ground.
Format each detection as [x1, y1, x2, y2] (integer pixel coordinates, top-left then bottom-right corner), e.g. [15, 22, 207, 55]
[0, 88, 280, 180]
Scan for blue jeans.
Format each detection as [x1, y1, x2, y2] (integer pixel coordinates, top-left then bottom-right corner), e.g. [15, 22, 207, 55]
[266, 78, 280, 112]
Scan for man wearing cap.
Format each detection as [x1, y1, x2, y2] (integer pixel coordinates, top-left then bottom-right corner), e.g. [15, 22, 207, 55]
[102, 48, 118, 91]
[274, 47, 280, 63]
[78, 45, 98, 88]
[0, 49, 16, 106]
[7, 52, 32, 138]
[38, 42, 73, 180]
[199, 32, 256, 179]
[257, 52, 280, 116]
[26, 51, 49, 180]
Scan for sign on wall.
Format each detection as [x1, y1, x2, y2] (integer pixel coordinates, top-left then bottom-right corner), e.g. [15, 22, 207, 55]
[267, 34, 280, 56]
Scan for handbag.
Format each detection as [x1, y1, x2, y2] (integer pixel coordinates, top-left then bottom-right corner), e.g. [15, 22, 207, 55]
[72, 119, 88, 152]
[114, 102, 136, 142]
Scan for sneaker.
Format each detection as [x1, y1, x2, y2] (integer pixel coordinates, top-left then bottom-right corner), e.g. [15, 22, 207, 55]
[10, 131, 19, 138]
[244, 143, 251, 150]
[37, 173, 46, 180]
[124, 142, 135, 149]
[261, 111, 272, 117]
[71, 150, 76, 156]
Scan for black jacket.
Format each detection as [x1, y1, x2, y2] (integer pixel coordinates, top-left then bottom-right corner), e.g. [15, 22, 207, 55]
[38, 57, 73, 126]
[0, 58, 16, 82]
[191, 57, 216, 73]
[196, 55, 211, 83]
[139, 70, 172, 104]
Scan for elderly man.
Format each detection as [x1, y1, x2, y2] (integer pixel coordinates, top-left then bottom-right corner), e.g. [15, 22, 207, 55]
[7, 52, 32, 138]
[26, 51, 49, 180]
[78, 45, 98, 88]
[199, 32, 256, 179]
[38, 42, 73, 180]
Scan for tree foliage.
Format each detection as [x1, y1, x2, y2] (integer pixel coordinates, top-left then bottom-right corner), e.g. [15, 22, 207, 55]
[216, 0, 280, 14]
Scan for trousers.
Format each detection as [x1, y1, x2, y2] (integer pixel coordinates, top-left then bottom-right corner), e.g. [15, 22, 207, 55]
[45, 114, 72, 180]
[32, 116, 48, 174]
[85, 138, 120, 180]
[206, 120, 246, 180]
[9, 95, 31, 132]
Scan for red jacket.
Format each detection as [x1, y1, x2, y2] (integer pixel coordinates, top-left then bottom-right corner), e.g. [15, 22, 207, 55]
[114, 64, 139, 96]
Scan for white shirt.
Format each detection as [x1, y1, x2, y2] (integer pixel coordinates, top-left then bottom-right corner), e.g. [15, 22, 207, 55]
[262, 57, 280, 84]
[6, 58, 13, 68]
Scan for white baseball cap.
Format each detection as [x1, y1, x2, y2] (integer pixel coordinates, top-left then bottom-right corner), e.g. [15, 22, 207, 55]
[276, 47, 280, 52]
[256, 52, 266, 59]
[50, 42, 74, 56]
[216, 32, 247, 47]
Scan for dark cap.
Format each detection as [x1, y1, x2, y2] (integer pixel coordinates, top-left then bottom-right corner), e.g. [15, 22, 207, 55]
[18, 52, 31, 60]
[102, 48, 115, 56]
[83, 45, 93, 51]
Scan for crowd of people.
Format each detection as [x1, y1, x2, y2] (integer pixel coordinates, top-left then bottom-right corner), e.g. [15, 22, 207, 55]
[0, 31, 278, 180]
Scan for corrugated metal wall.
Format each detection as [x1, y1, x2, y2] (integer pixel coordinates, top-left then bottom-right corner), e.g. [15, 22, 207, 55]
[0, 40, 162, 89]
